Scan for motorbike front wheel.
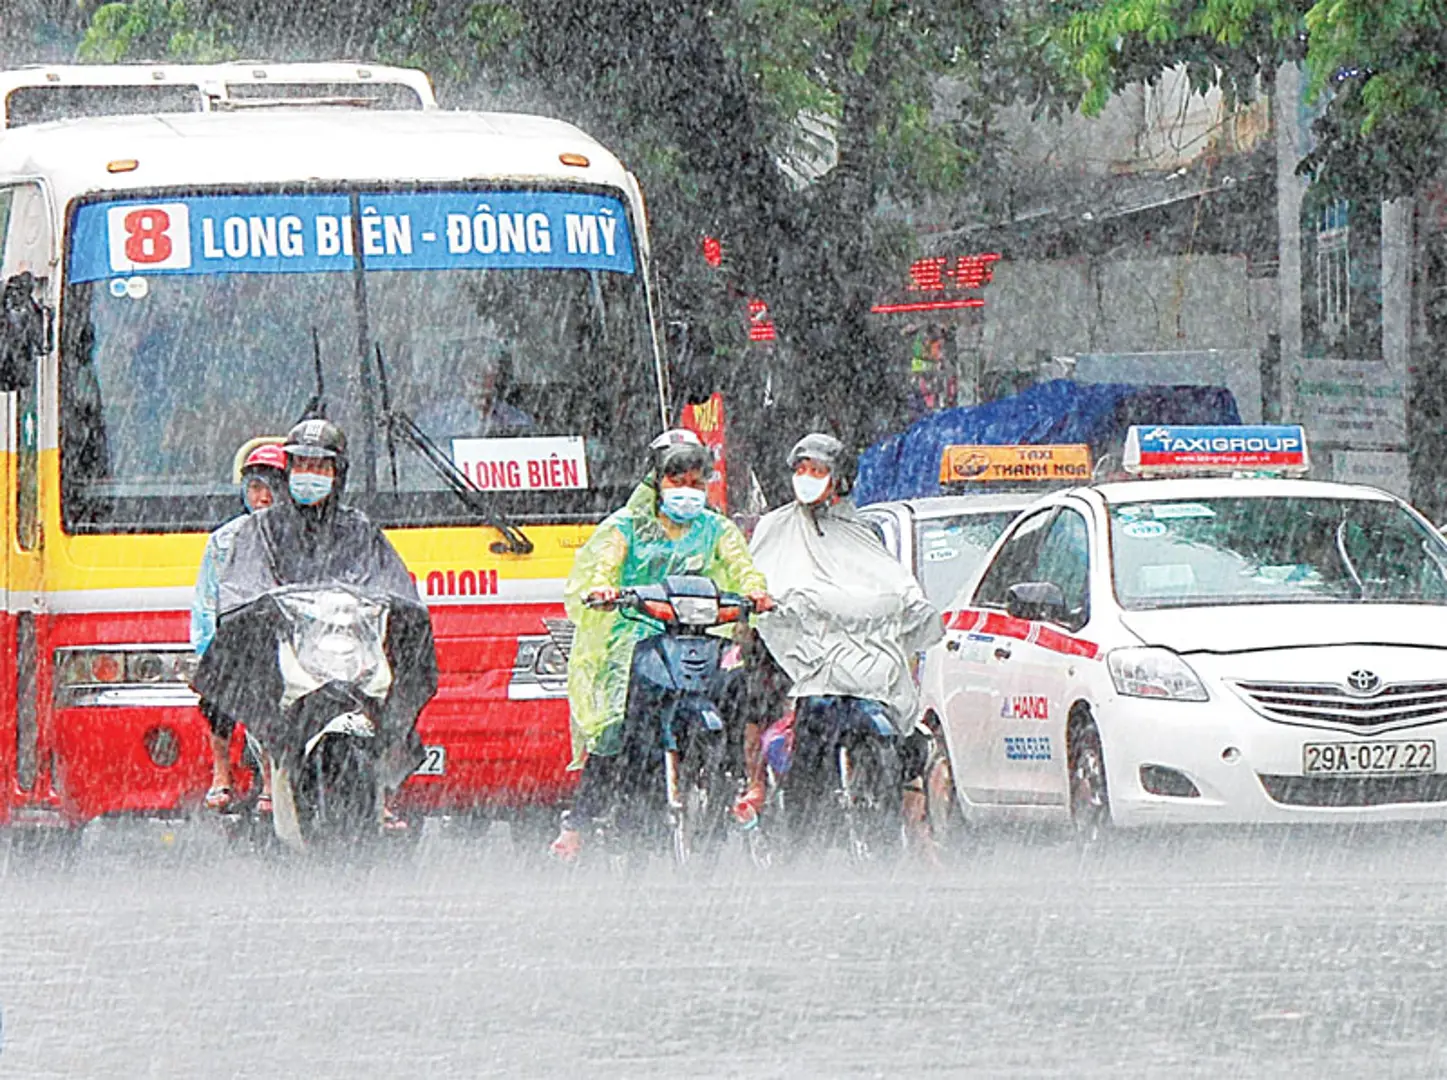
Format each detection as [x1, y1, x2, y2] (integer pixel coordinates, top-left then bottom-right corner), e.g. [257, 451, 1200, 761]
[839, 737, 903, 863]
[668, 727, 730, 868]
[295, 734, 380, 850]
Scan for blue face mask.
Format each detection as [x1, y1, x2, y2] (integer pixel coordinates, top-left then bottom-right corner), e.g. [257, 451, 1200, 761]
[289, 472, 334, 506]
[659, 486, 707, 523]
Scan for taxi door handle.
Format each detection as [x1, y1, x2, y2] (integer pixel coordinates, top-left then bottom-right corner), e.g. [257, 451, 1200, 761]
[994, 645, 1013, 661]
[946, 639, 961, 652]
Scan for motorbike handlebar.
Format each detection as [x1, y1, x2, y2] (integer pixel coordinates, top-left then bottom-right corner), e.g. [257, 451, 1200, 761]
[583, 587, 756, 623]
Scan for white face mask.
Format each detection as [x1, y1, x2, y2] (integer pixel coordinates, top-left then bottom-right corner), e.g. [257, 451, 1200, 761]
[660, 485, 707, 523]
[792, 472, 830, 505]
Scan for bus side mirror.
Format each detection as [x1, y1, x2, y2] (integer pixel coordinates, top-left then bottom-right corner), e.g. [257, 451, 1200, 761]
[0, 272, 41, 392]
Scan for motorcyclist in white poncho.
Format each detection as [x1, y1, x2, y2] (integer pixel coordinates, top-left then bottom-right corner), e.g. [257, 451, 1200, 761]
[741, 432, 943, 834]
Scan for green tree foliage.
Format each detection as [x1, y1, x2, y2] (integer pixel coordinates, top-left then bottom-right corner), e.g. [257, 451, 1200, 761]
[79, 0, 232, 62]
[1056, 0, 1447, 197]
[70, 0, 1057, 456]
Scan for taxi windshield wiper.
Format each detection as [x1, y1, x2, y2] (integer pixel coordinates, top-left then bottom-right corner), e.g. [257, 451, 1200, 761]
[1334, 519, 1365, 599]
[373, 342, 533, 555]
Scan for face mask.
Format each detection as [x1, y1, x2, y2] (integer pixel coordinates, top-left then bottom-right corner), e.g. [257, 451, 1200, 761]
[289, 472, 334, 506]
[660, 486, 707, 523]
[793, 472, 830, 505]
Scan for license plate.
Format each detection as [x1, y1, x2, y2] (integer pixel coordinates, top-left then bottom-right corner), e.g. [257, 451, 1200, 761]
[414, 745, 447, 777]
[1302, 740, 1435, 775]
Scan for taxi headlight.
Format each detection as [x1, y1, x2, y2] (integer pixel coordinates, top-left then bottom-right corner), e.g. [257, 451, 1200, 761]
[1107, 647, 1208, 702]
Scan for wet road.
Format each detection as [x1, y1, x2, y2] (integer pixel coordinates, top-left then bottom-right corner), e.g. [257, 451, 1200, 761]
[3, 821, 1447, 1078]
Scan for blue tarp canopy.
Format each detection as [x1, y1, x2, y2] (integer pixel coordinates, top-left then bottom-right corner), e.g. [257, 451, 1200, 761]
[855, 380, 1241, 505]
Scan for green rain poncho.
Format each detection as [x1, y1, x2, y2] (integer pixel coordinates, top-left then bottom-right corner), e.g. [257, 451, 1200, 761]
[564, 481, 766, 765]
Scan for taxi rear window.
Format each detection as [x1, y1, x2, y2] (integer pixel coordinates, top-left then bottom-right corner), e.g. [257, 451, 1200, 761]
[1109, 497, 1447, 609]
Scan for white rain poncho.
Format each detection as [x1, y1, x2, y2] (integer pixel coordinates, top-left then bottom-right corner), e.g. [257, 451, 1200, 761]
[749, 498, 943, 732]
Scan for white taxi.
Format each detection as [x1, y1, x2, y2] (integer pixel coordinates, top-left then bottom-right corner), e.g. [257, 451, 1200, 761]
[920, 424, 1447, 831]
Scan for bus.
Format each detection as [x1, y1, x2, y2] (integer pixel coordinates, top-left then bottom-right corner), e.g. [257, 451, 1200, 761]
[0, 62, 668, 838]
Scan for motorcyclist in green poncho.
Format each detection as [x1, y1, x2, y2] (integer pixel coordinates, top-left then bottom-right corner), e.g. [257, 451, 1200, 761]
[550, 429, 772, 861]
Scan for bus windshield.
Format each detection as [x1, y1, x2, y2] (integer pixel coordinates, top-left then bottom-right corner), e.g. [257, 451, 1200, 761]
[60, 187, 658, 533]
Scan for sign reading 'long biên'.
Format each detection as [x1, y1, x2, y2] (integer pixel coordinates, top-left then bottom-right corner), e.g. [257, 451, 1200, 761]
[451, 436, 589, 493]
[68, 191, 636, 283]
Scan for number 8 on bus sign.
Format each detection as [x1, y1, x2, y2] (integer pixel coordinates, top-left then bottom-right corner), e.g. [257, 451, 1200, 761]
[107, 203, 192, 273]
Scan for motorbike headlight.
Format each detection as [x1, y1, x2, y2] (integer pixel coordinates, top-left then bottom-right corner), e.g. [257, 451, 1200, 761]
[1107, 647, 1209, 702]
[299, 629, 368, 684]
[672, 596, 720, 626]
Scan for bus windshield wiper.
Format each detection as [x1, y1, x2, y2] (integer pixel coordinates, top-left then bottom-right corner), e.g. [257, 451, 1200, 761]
[372, 343, 533, 555]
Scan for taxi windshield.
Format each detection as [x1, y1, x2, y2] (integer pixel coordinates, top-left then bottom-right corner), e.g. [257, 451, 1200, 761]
[1109, 496, 1447, 609]
[916, 511, 1020, 607]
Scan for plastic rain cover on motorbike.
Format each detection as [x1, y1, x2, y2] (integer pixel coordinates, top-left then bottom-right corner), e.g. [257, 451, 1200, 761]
[749, 499, 943, 733]
[274, 587, 393, 709]
[192, 585, 438, 776]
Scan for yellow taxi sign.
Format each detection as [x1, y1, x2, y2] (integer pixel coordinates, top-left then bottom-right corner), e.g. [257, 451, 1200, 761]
[939, 444, 1093, 484]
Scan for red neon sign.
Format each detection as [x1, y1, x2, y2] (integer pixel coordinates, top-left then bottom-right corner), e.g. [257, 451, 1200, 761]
[905, 253, 1001, 292]
[871, 298, 986, 314]
[701, 235, 723, 268]
[747, 298, 776, 342]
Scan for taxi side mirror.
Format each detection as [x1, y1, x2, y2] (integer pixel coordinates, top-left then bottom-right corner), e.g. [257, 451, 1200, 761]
[1006, 581, 1066, 623]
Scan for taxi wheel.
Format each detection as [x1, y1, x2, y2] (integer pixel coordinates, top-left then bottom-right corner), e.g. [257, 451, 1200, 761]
[1068, 718, 1111, 842]
[922, 729, 965, 851]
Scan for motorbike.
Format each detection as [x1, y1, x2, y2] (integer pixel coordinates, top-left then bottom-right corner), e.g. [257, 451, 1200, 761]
[751, 693, 904, 864]
[193, 584, 438, 852]
[583, 574, 752, 866]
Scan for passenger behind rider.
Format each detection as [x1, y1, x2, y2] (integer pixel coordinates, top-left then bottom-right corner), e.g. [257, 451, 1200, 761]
[192, 442, 286, 812]
[216, 418, 425, 826]
[549, 429, 773, 861]
[743, 432, 944, 849]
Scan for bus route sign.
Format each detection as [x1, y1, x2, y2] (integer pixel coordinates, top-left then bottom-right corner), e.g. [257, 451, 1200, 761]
[68, 190, 637, 281]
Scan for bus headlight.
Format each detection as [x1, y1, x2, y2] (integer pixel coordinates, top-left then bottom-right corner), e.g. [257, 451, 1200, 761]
[54, 647, 200, 707]
[534, 642, 569, 677]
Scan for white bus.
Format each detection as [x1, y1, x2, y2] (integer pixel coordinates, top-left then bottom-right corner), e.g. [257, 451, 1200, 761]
[0, 63, 666, 835]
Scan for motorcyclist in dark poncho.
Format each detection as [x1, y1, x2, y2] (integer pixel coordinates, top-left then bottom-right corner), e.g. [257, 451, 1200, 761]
[203, 418, 436, 825]
[218, 419, 416, 608]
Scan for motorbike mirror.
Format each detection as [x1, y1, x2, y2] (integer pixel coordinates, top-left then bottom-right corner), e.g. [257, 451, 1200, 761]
[1006, 581, 1067, 623]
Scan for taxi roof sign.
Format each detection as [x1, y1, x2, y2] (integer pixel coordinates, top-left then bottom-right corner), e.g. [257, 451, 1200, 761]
[1122, 425, 1310, 475]
[940, 444, 1092, 484]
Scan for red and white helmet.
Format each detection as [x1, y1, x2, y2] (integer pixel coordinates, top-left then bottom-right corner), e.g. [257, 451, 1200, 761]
[241, 443, 286, 475]
[648, 428, 711, 479]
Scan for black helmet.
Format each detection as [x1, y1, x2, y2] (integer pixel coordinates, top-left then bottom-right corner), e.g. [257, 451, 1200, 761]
[283, 418, 348, 489]
[788, 432, 853, 494]
[648, 428, 712, 482]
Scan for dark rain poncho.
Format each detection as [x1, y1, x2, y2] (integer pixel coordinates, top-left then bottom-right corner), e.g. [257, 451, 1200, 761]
[564, 481, 766, 765]
[217, 497, 417, 613]
[201, 496, 436, 784]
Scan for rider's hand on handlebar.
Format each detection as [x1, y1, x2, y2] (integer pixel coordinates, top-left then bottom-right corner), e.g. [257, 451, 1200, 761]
[748, 590, 775, 613]
[586, 586, 621, 608]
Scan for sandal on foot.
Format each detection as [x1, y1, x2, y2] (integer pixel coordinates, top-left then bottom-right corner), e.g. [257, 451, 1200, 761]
[548, 828, 582, 863]
[203, 786, 233, 811]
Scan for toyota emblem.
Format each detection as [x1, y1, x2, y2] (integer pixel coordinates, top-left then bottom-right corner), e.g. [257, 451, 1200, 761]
[1345, 670, 1382, 695]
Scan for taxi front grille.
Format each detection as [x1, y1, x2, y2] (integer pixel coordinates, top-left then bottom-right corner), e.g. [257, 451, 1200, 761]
[1233, 680, 1447, 731]
[1258, 773, 1447, 807]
